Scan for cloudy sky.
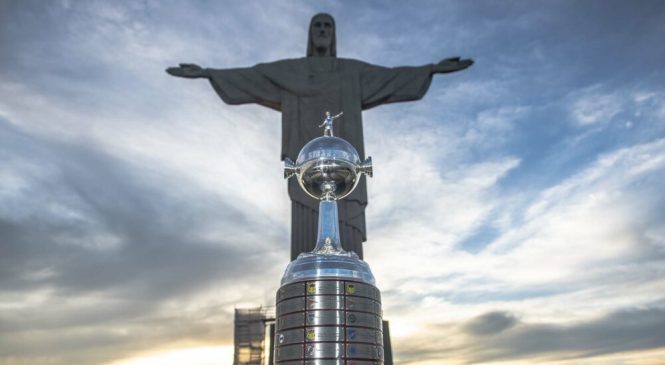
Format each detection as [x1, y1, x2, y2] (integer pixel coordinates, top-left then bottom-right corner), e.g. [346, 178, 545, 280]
[1, 1, 665, 364]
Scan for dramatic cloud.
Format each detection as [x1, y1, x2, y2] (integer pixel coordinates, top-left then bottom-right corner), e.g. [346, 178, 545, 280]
[464, 311, 518, 336]
[1, 1, 664, 364]
[394, 307, 665, 365]
[467, 307, 665, 362]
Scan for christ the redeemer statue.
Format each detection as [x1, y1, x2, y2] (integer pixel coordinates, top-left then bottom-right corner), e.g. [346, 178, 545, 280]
[167, 13, 473, 261]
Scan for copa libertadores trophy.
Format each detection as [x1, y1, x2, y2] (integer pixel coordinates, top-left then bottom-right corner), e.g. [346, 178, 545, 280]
[275, 111, 382, 364]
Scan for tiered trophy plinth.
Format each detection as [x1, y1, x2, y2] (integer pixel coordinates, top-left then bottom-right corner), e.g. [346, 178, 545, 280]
[275, 112, 383, 364]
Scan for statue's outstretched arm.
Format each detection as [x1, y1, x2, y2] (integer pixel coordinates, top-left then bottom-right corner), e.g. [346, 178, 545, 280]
[166, 63, 210, 79]
[432, 57, 474, 74]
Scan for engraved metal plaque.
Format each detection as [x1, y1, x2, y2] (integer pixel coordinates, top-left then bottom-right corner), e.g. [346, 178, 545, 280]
[345, 327, 381, 344]
[279, 282, 305, 301]
[276, 344, 304, 361]
[345, 282, 374, 299]
[304, 343, 344, 359]
[345, 297, 380, 314]
[306, 295, 344, 310]
[305, 326, 344, 342]
[346, 312, 380, 329]
[277, 328, 304, 345]
[279, 312, 305, 330]
[346, 344, 380, 360]
[305, 310, 344, 326]
[372, 286, 381, 302]
[306, 280, 344, 295]
[278, 297, 306, 315]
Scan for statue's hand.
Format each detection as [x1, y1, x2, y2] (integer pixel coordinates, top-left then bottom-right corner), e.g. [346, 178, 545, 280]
[433, 57, 474, 74]
[166, 63, 209, 78]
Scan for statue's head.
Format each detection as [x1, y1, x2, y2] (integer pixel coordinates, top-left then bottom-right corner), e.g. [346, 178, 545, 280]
[307, 13, 336, 57]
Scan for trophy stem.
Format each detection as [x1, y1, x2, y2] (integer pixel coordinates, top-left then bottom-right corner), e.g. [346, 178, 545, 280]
[312, 199, 344, 254]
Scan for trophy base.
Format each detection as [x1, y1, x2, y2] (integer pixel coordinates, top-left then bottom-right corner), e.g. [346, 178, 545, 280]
[281, 253, 376, 286]
[275, 278, 384, 364]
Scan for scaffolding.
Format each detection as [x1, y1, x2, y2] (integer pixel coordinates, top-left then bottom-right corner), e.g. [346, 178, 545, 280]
[233, 307, 275, 365]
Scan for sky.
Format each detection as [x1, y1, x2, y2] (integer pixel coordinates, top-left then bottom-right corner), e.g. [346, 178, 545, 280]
[1, 0, 665, 364]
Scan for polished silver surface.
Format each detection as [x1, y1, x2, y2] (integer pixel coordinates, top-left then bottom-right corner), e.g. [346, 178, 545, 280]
[345, 297, 381, 314]
[318, 111, 343, 137]
[346, 344, 382, 360]
[278, 312, 305, 330]
[306, 281, 344, 295]
[304, 343, 344, 359]
[373, 287, 381, 302]
[346, 312, 381, 329]
[277, 328, 304, 345]
[345, 327, 382, 344]
[281, 252, 377, 285]
[277, 119, 384, 363]
[278, 282, 305, 301]
[278, 296, 306, 315]
[284, 111, 372, 201]
[275, 279, 384, 362]
[276, 344, 304, 361]
[306, 295, 344, 310]
[305, 326, 344, 342]
[305, 310, 345, 326]
[345, 282, 376, 299]
[280, 112, 377, 286]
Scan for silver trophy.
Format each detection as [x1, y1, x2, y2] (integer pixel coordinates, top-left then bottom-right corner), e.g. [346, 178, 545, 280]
[276, 112, 383, 364]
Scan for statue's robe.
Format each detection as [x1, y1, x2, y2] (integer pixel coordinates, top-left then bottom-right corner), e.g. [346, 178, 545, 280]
[207, 57, 433, 260]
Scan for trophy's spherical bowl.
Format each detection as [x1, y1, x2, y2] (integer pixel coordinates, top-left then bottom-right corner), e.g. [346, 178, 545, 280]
[296, 136, 361, 200]
[299, 159, 359, 199]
